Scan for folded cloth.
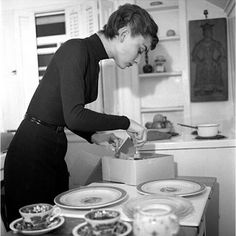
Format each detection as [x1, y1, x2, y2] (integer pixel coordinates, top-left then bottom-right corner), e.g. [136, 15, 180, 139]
[147, 130, 172, 141]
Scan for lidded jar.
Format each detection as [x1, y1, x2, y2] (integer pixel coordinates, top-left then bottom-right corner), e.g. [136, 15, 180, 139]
[133, 204, 179, 236]
[154, 55, 166, 73]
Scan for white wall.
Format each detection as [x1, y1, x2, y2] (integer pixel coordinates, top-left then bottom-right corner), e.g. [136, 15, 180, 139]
[0, 0, 3, 131]
[186, 0, 235, 135]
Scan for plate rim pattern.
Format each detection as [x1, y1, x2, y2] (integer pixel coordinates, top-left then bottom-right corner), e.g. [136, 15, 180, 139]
[122, 194, 194, 220]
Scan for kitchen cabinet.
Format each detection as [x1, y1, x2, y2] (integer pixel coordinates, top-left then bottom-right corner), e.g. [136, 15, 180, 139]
[140, 136, 235, 236]
[1, 9, 35, 130]
[135, 0, 190, 129]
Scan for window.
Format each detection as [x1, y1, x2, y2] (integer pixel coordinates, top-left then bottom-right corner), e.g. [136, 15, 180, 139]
[35, 11, 67, 81]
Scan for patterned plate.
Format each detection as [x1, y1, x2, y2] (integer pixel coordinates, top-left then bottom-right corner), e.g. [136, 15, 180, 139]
[54, 186, 127, 209]
[72, 221, 132, 236]
[137, 179, 206, 197]
[9, 216, 64, 235]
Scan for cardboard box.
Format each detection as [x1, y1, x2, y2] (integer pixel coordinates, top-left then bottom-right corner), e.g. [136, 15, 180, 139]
[102, 153, 175, 186]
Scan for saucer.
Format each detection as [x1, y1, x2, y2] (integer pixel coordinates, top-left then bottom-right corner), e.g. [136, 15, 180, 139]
[72, 221, 132, 236]
[195, 134, 226, 140]
[9, 216, 65, 235]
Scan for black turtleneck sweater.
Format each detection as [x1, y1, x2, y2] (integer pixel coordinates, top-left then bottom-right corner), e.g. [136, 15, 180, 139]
[26, 34, 130, 141]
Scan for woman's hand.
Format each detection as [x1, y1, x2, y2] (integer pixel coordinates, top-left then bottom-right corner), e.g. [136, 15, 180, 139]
[127, 119, 147, 147]
[91, 132, 121, 150]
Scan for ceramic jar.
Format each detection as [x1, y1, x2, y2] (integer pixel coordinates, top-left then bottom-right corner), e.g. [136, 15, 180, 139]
[133, 204, 179, 236]
[143, 51, 153, 73]
[154, 55, 166, 73]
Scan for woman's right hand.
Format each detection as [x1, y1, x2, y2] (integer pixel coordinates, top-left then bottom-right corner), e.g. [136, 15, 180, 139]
[127, 119, 147, 147]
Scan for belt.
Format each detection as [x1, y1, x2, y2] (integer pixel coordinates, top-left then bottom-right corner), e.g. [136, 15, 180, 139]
[25, 114, 64, 133]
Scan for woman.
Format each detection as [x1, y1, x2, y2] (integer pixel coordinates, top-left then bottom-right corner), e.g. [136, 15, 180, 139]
[4, 3, 159, 226]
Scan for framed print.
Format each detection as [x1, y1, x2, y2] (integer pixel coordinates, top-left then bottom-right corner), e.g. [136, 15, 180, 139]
[189, 18, 228, 102]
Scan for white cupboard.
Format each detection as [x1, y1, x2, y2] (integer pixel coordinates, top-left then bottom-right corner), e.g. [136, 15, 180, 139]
[130, 0, 191, 129]
[140, 138, 236, 236]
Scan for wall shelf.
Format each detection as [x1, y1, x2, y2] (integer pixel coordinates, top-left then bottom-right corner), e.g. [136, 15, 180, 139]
[139, 71, 182, 78]
[141, 106, 184, 113]
[136, 0, 179, 12]
[159, 35, 180, 42]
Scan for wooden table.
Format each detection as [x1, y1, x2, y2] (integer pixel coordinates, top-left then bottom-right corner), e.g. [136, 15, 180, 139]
[5, 176, 218, 236]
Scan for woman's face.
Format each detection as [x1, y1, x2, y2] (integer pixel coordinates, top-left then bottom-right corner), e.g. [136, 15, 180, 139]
[114, 27, 152, 69]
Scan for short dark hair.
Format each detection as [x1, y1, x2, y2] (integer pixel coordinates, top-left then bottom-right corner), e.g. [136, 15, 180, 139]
[100, 4, 159, 50]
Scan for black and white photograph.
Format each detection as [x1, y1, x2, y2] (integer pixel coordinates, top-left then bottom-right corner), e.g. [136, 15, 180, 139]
[0, 0, 235, 236]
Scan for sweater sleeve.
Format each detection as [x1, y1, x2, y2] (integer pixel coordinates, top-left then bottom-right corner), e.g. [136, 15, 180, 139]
[71, 130, 95, 143]
[56, 40, 130, 133]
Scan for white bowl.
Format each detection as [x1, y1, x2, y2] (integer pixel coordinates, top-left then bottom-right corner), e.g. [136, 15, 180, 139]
[84, 209, 120, 229]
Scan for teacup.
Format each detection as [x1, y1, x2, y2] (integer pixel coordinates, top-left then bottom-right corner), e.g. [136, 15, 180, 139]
[19, 203, 61, 227]
[133, 204, 179, 236]
[84, 209, 120, 235]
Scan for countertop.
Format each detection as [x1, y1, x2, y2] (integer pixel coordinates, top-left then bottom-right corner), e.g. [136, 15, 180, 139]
[66, 128, 236, 150]
[140, 133, 236, 151]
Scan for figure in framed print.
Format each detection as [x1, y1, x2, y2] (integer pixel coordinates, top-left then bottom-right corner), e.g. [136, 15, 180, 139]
[189, 18, 228, 102]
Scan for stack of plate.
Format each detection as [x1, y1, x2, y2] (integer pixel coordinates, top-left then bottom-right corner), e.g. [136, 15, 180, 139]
[122, 194, 194, 220]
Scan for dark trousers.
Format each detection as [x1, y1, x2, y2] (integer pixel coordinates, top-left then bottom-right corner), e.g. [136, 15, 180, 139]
[4, 118, 69, 227]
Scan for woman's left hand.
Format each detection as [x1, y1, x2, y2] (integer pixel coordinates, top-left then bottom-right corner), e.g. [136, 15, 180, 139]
[91, 132, 121, 150]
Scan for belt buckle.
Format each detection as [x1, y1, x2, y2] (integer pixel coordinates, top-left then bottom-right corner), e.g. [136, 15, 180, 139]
[56, 126, 63, 133]
[31, 117, 41, 125]
[35, 120, 41, 125]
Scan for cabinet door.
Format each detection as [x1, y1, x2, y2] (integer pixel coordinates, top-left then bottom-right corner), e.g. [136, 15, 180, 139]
[81, 0, 99, 36]
[100, 0, 140, 120]
[1, 10, 25, 130]
[98, 0, 114, 28]
[65, 5, 83, 39]
[98, 0, 118, 115]
[66, 0, 102, 113]
[15, 11, 39, 115]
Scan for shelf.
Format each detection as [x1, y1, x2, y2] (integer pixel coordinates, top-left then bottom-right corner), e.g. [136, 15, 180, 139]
[136, 0, 179, 12]
[141, 106, 184, 113]
[145, 5, 178, 12]
[139, 71, 182, 78]
[159, 35, 180, 42]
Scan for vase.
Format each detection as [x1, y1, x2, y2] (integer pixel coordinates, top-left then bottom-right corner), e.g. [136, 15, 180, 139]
[143, 51, 153, 73]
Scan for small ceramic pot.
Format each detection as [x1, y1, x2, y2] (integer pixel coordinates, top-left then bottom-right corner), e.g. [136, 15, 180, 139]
[133, 204, 179, 236]
[154, 55, 166, 73]
[166, 29, 176, 37]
